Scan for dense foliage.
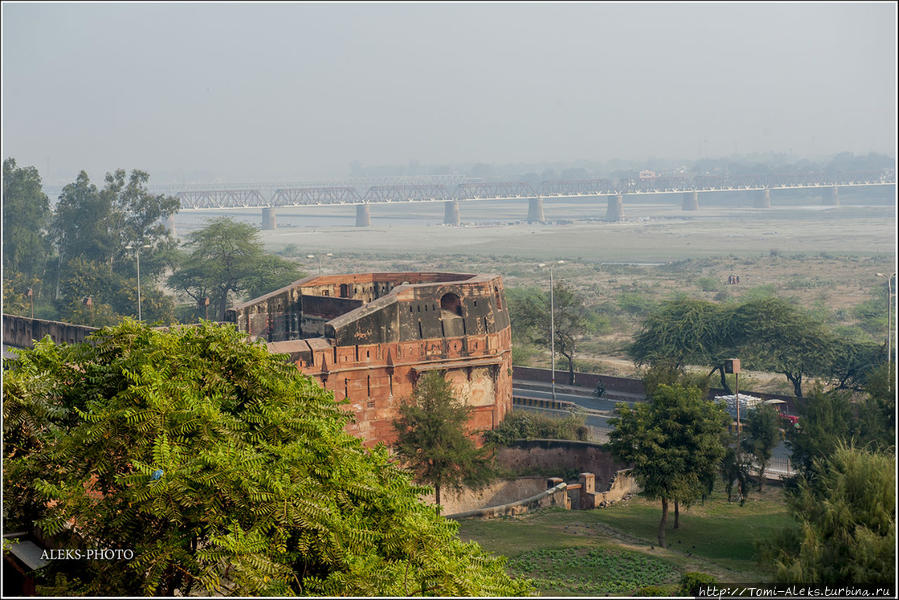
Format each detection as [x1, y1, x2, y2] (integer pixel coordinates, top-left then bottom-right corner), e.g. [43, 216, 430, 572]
[762, 445, 895, 585]
[50, 169, 180, 324]
[3, 159, 180, 324]
[3, 322, 531, 596]
[786, 366, 894, 480]
[168, 218, 303, 321]
[482, 410, 589, 446]
[3, 158, 51, 279]
[631, 296, 886, 397]
[506, 283, 593, 384]
[760, 369, 895, 586]
[743, 404, 782, 489]
[608, 384, 729, 547]
[392, 372, 495, 507]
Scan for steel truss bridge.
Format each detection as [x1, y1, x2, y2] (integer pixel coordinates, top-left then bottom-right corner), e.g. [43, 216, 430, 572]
[175, 174, 895, 210]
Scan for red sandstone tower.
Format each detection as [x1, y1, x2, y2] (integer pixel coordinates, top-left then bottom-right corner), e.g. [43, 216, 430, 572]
[227, 272, 513, 446]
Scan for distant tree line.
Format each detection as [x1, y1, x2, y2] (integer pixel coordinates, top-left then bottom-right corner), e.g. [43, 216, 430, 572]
[3, 158, 302, 327]
[630, 296, 887, 398]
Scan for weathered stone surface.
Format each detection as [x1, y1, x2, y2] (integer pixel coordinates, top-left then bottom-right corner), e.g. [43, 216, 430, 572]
[227, 272, 513, 447]
[3, 314, 97, 349]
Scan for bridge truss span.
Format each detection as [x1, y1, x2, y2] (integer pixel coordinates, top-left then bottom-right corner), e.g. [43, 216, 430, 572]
[362, 184, 453, 203]
[174, 176, 896, 210]
[455, 181, 538, 200]
[177, 189, 267, 209]
[271, 187, 361, 206]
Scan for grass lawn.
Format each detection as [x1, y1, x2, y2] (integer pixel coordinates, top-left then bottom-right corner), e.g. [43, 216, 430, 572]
[457, 482, 793, 596]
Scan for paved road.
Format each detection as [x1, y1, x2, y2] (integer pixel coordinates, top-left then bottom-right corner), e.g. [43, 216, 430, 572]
[513, 386, 636, 413]
[512, 384, 793, 471]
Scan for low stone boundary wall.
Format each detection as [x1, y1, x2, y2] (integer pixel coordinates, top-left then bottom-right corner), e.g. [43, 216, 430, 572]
[3, 314, 97, 349]
[445, 481, 570, 520]
[513, 366, 645, 395]
[496, 439, 629, 489]
[422, 476, 549, 515]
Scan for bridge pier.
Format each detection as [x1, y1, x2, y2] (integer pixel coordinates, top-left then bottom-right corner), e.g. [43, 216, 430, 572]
[824, 185, 840, 206]
[262, 207, 277, 230]
[754, 189, 771, 208]
[606, 194, 623, 221]
[682, 191, 699, 211]
[527, 197, 546, 223]
[355, 204, 371, 227]
[444, 200, 461, 226]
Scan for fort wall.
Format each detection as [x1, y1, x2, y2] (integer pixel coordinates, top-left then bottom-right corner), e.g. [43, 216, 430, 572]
[229, 272, 514, 447]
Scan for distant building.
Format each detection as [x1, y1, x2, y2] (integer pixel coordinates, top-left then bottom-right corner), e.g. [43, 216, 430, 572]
[226, 273, 513, 446]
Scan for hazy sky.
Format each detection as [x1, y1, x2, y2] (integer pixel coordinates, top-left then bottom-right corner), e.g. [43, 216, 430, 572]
[2, 2, 896, 184]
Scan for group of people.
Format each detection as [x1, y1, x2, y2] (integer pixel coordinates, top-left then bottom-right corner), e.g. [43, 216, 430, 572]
[727, 274, 741, 285]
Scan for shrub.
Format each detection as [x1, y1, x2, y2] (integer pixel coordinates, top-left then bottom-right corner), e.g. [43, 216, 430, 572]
[696, 276, 719, 292]
[484, 411, 588, 446]
[637, 585, 670, 596]
[678, 572, 717, 595]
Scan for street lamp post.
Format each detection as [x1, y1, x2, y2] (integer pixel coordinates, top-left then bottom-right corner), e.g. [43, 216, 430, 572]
[127, 244, 152, 321]
[538, 260, 565, 400]
[26, 288, 34, 319]
[876, 272, 896, 372]
[307, 253, 333, 275]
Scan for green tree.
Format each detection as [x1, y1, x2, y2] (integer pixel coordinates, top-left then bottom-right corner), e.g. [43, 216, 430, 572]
[51, 171, 114, 266]
[3, 158, 51, 278]
[48, 169, 179, 323]
[735, 298, 838, 399]
[169, 218, 302, 321]
[54, 256, 175, 326]
[243, 253, 306, 300]
[392, 372, 495, 508]
[786, 389, 857, 478]
[513, 283, 590, 385]
[632, 296, 848, 398]
[787, 369, 894, 480]
[721, 443, 751, 504]
[764, 444, 894, 585]
[3, 322, 531, 596]
[608, 384, 728, 547]
[631, 298, 737, 393]
[828, 338, 885, 391]
[743, 405, 781, 489]
[51, 169, 178, 276]
[857, 364, 896, 448]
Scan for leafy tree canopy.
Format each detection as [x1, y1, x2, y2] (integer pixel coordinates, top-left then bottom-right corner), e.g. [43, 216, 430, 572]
[51, 169, 178, 281]
[787, 369, 894, 480]
[3, 157, 51, 278]
[631, 296, 880, 398]
[3, 322, 531, 596]
[168, 218, 303, 321]
[508, 283, 591, 384]
[763, 444, 895, 586]
[608, 383, 728, 547]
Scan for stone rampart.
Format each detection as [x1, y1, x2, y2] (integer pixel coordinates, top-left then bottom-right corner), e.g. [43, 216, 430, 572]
[3, 314, 97, 349]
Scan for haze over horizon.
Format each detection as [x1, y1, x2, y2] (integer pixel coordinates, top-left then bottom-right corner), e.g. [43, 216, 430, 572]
[2, 2, 896, 186]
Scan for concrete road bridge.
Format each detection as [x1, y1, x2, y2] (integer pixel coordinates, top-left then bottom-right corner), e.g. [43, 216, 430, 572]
[168, 173, 895, 228]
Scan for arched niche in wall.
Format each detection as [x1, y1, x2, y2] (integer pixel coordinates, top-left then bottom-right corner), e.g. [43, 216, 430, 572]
[440, 292, 463, 317]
